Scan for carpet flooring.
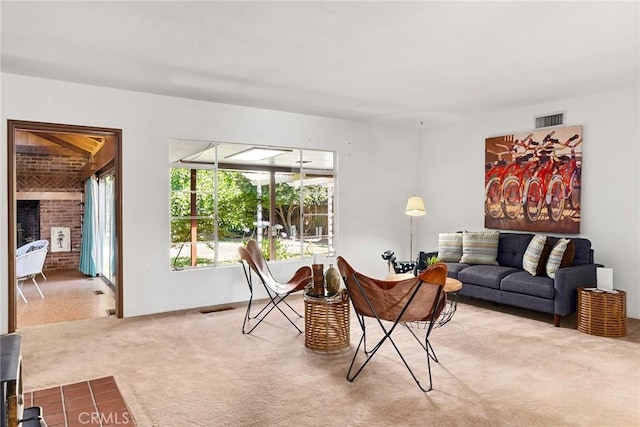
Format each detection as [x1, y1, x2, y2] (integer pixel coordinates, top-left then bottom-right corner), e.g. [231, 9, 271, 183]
[25, 376, 135, 426]
[16, 295, 640, 426]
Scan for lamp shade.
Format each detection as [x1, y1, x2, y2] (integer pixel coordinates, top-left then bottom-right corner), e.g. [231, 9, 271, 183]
[405, 196, 426, 216]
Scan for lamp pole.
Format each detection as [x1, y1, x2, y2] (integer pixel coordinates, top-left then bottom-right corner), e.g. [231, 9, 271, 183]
[405, 196, 426, 260]
[409, 215, 415, 259]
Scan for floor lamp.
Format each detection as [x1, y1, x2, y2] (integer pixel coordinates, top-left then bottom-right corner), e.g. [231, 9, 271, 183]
[405, 196, 426, 259]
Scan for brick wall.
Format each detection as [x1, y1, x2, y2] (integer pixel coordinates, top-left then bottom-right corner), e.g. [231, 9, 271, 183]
[40, 200, 83, 270]
[16, 152, 85, 271]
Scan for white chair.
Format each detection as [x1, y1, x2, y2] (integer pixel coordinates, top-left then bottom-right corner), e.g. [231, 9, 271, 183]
[16, 240, 49, 281]
[16, 247, 47, 303]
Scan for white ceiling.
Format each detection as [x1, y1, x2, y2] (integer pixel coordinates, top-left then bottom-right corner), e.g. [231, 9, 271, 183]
[1, 1, 638, 129]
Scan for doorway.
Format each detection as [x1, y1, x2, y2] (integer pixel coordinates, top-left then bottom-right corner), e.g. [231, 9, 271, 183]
[7, 120, 123, 333]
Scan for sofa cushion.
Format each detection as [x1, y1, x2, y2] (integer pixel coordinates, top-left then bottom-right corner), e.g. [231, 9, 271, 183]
[458, 265, 520, 289]
[496, 233, 534, 269]
[546, 238, 571, 278]
[572, 238, 592, 265]
[500, 271, 555, 299]
[522, 234, 547, 276]
[460, 231, 500, 265]
[444, 262, 471, 279]
[437, 232, 463, 262]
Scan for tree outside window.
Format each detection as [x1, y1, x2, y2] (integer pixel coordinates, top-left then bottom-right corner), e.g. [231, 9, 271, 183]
[170, 141, 335, 269]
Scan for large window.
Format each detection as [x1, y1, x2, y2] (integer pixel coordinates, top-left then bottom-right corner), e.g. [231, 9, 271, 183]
[169, 141, 336, 269]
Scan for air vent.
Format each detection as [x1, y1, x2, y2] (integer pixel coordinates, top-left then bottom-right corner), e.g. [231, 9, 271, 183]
[535, 112, 565, 129]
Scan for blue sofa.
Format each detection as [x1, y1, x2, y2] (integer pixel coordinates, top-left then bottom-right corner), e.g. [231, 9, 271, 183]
[423, 232, 598, 327]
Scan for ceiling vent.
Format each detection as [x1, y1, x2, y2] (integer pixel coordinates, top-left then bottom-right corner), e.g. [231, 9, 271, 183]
[534, 111, 565, 129]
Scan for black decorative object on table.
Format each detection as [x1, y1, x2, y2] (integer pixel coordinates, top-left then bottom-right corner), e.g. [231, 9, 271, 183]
[381, 250, 416, 275]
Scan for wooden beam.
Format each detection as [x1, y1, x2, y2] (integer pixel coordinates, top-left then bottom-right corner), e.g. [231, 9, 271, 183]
[79, 138, 116, 180]
[30, 131, 91, 156]
[16, 192, 83, 201]
[59, 134, 104, 154]
[16, 144, 78, 156]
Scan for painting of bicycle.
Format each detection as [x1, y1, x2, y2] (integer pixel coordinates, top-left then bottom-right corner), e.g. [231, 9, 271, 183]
[484, 125, 582, 234]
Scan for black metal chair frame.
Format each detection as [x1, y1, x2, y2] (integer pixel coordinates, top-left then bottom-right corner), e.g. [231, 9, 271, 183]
[238, 241, 311, 334]
[338, 257, 446, 392]
[403, 293, 459, 363]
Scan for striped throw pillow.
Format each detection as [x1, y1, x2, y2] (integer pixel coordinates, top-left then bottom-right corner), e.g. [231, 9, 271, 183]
[460, 231, 500, 265]
[523, 234, 547, 276]
[437, 232, 463, 262]
[546, 238, 570, 278]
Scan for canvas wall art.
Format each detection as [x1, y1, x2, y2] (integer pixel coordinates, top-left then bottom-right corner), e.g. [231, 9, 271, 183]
[484, 125, 582, 234]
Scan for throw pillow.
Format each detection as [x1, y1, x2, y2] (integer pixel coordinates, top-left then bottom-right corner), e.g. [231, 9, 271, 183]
[546, 238, 570, 278]
[560, 239, 576, 268]
[460, 231, 500, 265]
[437, 232, 463, 262]
[522, 234, 547, 276]
[535, 240, 554, 276]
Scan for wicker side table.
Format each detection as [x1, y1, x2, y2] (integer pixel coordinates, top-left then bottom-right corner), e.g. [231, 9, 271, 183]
[577, 287, 627, 337]
[304, 290, 350, 352]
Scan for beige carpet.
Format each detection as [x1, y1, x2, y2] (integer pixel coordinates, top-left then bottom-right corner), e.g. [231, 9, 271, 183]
[17, 296, 640, 427]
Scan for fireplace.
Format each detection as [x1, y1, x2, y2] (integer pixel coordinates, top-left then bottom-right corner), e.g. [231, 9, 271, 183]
[17, 200, 40, 247]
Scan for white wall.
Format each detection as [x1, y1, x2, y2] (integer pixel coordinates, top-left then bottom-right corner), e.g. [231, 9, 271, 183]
[417, 86, 640, 319]
[4, 74, 635, 333]
[0, 73, 420, 333]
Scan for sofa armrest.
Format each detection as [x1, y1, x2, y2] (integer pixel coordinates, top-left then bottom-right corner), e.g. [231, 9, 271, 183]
[553, 264, 598, 316]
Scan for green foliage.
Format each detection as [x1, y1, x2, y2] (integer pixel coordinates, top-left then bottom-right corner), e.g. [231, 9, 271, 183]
[170, 169, 258, 244]
[260, 237, 291, 261]
[170, 166, 332, 265]
[427, 255, 441, 266]
[217, 171, 259, 234]
[172, 256, 215, 268]
[268, 183, 329, 237]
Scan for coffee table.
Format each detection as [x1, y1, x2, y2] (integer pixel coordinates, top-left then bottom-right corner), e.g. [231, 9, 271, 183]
[435, 277, 462, 327]
[387, 273, 463, 328]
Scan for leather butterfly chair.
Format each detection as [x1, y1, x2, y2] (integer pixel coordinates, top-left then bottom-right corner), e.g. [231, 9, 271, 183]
[238, 239, 312, 334]
[337, 256, 448, 392]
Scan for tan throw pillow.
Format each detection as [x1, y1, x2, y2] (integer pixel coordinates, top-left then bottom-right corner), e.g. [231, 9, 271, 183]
[546, 238, 570, 278]
[523, 234, 547, 276]
[460, 231, 500, 265]
[437, 232, 463, 262]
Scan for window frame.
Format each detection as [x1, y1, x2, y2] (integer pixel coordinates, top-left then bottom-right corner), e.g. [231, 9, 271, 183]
[169, 141, 336, 270]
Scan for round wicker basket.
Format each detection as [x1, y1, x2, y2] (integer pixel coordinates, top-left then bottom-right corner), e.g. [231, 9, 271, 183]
[577, 287, 627, 337]
[304, 290, 350, 352]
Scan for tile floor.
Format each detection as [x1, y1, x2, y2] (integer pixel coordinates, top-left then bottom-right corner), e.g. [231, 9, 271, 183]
[24, 376, 135, 426]
[17, 270, 115, 328]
